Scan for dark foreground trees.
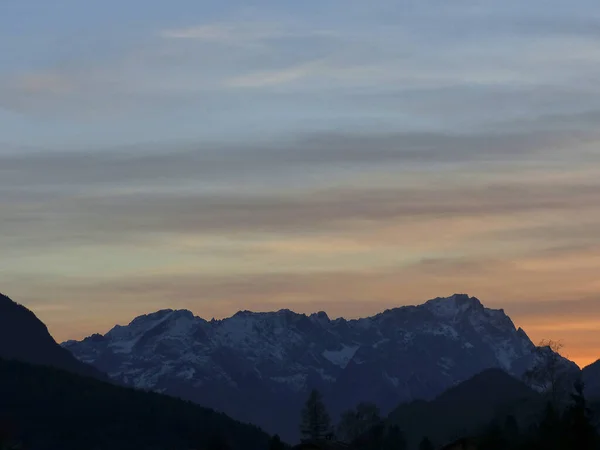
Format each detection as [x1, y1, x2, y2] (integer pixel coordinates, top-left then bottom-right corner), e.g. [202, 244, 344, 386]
[0, 358, 270, 450]
[299, 389, 332, 441]
[418, 437, 435, 450]
[337, 402, 381, 443]
[478, 380, 600, 450]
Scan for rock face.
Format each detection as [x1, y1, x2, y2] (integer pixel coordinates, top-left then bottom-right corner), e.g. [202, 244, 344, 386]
[583, 360, 600, 400]
[61, 294, 564, 442]
[0, 293, 106, 380]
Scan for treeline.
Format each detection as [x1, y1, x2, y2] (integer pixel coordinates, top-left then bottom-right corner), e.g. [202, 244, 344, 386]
[296, 339, 600, 449]
[478, 380, 599, 450]
[297, 380, 600, 450]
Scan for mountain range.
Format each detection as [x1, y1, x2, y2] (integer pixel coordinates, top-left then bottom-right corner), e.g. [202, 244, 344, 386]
[0, 293, 272, 450]
[62, 293, 583, 442]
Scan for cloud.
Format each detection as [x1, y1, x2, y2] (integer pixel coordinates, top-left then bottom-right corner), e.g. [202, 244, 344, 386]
[5, 8, 600, 121]
[223, 59, 327, 88]
[160, 24, 252, 41]
[4, 0, 600, 368]
[2, 125, 597, 188]
[1, 124, 599, 257]
[14, 73, 74, 95]
[7, 248, 600, 361]
[160, 23, 336, 44]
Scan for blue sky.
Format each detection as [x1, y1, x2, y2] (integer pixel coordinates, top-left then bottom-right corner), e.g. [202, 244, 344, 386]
[2, 0, 600, 366]
[4, 0, 600, 148]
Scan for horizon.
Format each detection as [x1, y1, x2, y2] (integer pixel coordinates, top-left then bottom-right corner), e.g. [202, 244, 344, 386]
[3, 1, 600, 371]
[24, 291, 594, 369]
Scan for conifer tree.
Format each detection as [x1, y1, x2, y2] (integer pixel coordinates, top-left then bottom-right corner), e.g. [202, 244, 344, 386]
[299, 389, 331, 440]
[337, 402, 381, 443]
[537, 402, 564, 450]
[563, 380, 599, 450]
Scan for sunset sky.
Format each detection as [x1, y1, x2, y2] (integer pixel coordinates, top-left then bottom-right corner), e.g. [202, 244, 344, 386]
[1, 0, 600, 368]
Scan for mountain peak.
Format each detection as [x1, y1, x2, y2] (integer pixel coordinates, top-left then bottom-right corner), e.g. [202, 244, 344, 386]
[424, 293, 483, 317]
[128, 309, 174, 325]
[310, 311, 330, 323]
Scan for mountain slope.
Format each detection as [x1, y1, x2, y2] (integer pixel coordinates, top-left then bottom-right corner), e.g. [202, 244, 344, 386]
[0, 293, 105, 380]
[0, 357, 271, 450]
[62, 294, 571, 442]
[584, 360, 600, 400]
[386, 369, 543, 449]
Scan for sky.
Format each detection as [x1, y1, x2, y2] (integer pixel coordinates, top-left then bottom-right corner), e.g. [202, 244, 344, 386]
[1, 0, 600, 368]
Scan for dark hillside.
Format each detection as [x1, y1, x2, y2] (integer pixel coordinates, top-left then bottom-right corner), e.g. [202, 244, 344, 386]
[387, 369, 542, 449]
[0, 293, 105, 380]
[0, 357, 272, 450]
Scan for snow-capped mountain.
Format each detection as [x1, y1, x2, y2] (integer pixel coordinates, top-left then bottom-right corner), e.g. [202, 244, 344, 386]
[61, 294, 563, 442]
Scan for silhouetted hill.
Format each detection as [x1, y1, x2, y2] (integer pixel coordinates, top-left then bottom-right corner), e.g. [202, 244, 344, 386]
[0, 357, 272, 450]
[387, 368, 543, 449]
[0, 293, 105, 380]
[584, 360, 600, 400]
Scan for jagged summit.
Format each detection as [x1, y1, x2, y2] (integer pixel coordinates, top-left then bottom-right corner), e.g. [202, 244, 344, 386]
[104, 294, 491, 329]
[62, 294, 547, 441]
[310, 311, 330, 324]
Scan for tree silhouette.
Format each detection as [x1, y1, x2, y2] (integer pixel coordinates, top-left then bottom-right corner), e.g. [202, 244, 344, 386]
[337, 402, 381, 443]
[537, 402, 564, 450]
[562, 379, 599, 450]
[503, 415, 519, 445]
[480, 422, 506, 450]
[206, 432, 232, 450]
[418, 436, 434, 450]
[299, 389, 331, 441]
[524, 339, 568, 406]
[382, 425, 406, 450]
[268, 434, 285, 450]
[0, 419, 20, 450]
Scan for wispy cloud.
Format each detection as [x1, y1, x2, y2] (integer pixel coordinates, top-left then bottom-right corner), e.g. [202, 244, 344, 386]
[159, 22, 336, 43]
[14, 72, 74, 95]
[223, 59, 328, 88]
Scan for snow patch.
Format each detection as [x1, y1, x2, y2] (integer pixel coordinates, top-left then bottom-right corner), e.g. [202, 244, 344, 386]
[372, 338, 390, 348]
[383, 371, 399, 387]
[438, 357, 455, 370]
[271, 374, 307, 391]
[426, 324, 459, 339]
[323, 345, 359, 368]
[109, 338, 141, 354]
[315, 368, 336, 382]
[176, 367, 196, 380]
